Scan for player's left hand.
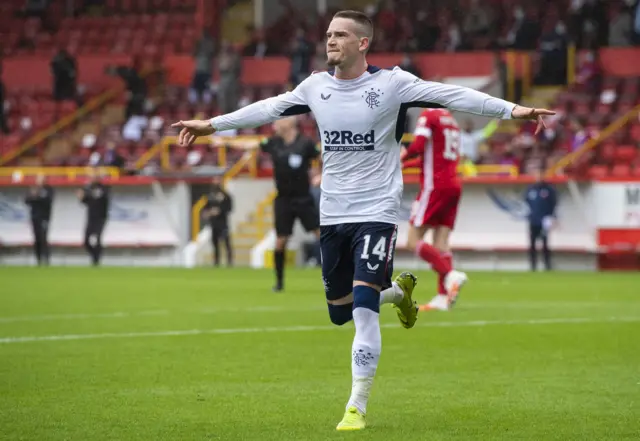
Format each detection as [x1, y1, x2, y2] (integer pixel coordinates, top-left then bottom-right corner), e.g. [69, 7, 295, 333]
[511, 105, 556, 135]
[171, 120, 216, 146]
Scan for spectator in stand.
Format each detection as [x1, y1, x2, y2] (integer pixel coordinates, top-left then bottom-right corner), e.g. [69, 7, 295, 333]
[189, 30, 215, 105]
[609, 2, 634, 47]
[510, 5, 541, 50]
[463, 0, 492, 45]
[536, 20, 569, 86]
[243, 27, 272, 58]
[376, 1, 397, 39]
[106, 60, 147, 120]
[575, 50, 602, 91]
[440, 12, 462, 52]
[217, 42, 241, 114]
[398, 53, 421, 78]
[414, 9, 440, 52]
[0, 65, 8, 134]
[23, 0, 49, 18]
[635, 0, 640, 44]
[101, 142, 125, 170]
[570, 119, 591, 152]
[500, 147, 520, 169]
[50, 48, 77, 102]
[289, 28, 312, 87]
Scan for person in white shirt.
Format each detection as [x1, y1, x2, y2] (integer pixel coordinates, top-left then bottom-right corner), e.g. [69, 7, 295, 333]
[172, 10, 553, 431]
[460, 118, 499, 165]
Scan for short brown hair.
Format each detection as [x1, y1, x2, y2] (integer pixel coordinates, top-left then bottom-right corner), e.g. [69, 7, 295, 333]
[333, 10, 374, 42]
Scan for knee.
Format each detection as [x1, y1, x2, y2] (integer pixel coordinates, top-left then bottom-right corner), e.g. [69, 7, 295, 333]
[353, 283, 380, 313]
[327, 303, 353, 326]
[275, 236, 288, 251]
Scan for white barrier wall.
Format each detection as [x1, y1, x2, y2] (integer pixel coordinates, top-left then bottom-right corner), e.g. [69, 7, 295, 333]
[251, 180, 602, 271]
[4, 178, 638, 269]
[0, 182, 190, 266]
[397, 182, 596, 252]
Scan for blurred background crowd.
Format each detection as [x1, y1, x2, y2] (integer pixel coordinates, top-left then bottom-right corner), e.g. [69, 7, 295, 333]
[1, 0, 639, 178]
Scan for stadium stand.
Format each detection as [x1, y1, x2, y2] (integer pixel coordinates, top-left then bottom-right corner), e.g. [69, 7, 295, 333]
[1, 0, 639, 175]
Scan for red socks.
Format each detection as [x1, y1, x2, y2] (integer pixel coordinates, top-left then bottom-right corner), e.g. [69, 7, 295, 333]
[416, 241, 452, 295]
[438, 252, 453, 295]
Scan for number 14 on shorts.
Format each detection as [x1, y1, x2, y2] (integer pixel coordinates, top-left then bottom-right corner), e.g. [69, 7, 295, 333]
[360, 235, 387, 261]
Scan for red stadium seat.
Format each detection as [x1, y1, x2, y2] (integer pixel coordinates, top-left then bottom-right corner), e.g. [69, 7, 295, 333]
[598, 142, 616, 163]
[588, 165, 609, 179]
[614, 145, 638, 163]
[611, 164, 631, 177]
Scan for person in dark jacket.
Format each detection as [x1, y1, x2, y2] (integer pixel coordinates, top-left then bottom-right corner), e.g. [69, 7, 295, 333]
[204, 176, 233, 267]
[0, 65, 9, 134]
[106, 62, 147, 120]
[78, 172, 110, 266]
[50, 48, 77, 101]
[25, 174, 54, 265]
[525, 168, 557, 271]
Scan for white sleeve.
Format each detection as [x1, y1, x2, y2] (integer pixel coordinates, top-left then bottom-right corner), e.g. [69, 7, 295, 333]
[210, 79, 311, 131]
[471, 129, 486, 143]
[391, 67, 516, 120]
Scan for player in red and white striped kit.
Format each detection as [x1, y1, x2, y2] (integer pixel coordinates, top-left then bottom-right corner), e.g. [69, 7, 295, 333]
[401, 108, 468, 311]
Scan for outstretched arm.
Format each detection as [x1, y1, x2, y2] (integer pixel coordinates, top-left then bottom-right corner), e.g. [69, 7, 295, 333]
[172, 81, 311, 146]
[392, 68, 554, 134]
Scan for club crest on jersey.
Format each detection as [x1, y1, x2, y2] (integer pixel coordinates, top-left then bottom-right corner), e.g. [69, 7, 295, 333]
[362, 87, 383, 109]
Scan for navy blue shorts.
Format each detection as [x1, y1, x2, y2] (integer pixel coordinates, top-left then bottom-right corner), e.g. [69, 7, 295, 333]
[320, 222, 397, 301]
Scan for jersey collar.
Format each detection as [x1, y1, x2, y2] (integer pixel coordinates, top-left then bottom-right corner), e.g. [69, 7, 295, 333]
[327, 65, 381, 80]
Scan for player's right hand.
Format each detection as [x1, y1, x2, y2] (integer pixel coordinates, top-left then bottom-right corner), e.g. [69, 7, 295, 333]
[171, 120, 216, 146]
[510, 106, 556, 135]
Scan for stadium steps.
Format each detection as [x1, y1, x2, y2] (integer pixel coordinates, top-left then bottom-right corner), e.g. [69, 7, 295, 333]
[43, 137, 72, 165]
[101, 104, 126, 126]
[228, 191, 276, 266]
[44, 103, 125, 165]
[16, 156, 42, 166]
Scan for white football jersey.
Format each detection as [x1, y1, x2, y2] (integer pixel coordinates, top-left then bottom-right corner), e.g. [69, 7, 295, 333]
[211, 66, 516, 225]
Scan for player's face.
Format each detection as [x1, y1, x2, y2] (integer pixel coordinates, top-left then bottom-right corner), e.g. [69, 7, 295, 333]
[326, 18, 367, 67]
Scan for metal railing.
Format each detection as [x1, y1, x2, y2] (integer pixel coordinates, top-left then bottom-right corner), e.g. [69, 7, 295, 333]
[190, 149, 258, 240]
[0, 166, 120, 179]
[547, 104, 640, 176]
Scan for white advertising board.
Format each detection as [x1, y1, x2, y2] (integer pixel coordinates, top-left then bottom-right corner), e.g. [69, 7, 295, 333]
[593, 183, 640, 228]
[0, 183, 188, 247]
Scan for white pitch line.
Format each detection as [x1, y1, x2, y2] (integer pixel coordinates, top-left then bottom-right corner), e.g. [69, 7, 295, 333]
[3, 301, 638, 324]
[0, 316, 638, 345]
[0, 310, 169, 324]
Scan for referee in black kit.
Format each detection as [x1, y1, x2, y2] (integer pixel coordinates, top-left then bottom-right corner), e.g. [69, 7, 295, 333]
[25, 174, 54, 265]
[78, 172, 110, 266]
[261, 116, 321, 292]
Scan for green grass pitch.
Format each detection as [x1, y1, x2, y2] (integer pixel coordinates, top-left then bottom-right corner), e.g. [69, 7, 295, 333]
[0, 267, 638, 440]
